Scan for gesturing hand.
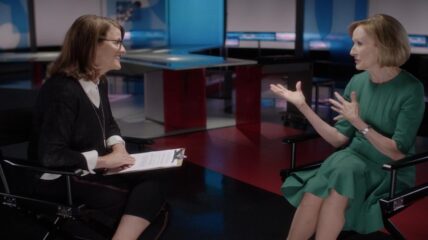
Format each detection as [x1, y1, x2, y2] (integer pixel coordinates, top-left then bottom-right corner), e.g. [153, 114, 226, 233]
[329, 91, 360, 123]
[270, 81, 306, 109]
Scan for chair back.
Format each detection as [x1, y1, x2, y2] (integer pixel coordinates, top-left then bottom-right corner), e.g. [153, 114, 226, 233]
[0, 107, 35, 195]
[0, 108, 33, 147]
[0, 88, 38, 147]
[417, 101, 428, 137]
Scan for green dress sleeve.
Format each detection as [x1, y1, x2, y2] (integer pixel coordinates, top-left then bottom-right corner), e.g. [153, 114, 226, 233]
[392, 82, 425, 154]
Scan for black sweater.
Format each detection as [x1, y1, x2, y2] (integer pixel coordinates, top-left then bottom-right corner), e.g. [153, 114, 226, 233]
[28, 74, 121, 170]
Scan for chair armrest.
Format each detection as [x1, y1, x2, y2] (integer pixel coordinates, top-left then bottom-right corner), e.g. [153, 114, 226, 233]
[123, 136, 154, 153]
[382, 151, 428, 199]
[3, 157, 84, 176]
[379, 182, 428, 216]
[123, 136, 154, 146]
[0, 108, 33, 147]
[282, 131, 320, 144]
[379, 152, 428, 232]
[290, 160, 324, 171]
[280, 160, 324, 181]
[282, 131, 320, 169]
[382, 151, 428, 171]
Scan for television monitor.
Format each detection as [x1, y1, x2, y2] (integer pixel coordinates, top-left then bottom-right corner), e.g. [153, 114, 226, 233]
[226, 0, 296, 49]
[106, 0, 168, 49]
[34, 0, 102, 48]
[0, 0, 30, 51]
[106, 0, 224, 52]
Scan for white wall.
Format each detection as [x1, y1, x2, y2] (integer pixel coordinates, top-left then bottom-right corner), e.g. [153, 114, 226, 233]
[369, 0, 428, 53]
[34, 0, 103, 47]
[227, 0, 295, 33]
[227, 0, 428, 35]
[368, 0, 428, 35]
[227, 0, 295, 48]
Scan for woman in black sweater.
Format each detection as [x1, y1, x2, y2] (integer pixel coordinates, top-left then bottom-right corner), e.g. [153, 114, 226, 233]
[28, 15, 165, 240]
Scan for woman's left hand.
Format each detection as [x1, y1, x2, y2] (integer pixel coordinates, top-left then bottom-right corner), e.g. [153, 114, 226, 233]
[329, 91, 360, 123]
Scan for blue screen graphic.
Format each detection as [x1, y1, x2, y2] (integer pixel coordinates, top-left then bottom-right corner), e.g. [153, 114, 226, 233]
[107, 0, 224, 52]
[0, 0, 30, 51]
[168, 0, 224, 49]
[304, 0, 368, 58]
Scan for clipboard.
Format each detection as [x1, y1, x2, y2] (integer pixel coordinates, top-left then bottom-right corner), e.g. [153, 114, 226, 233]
[172, 148, 186, 162]
[105, 148, 185, 175]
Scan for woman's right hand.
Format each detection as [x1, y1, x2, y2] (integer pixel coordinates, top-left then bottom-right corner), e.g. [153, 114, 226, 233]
[96, 151, 135, 170]
[270, 81, 306, 109]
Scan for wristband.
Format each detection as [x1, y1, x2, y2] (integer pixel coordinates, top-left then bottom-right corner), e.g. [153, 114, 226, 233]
[359, 126, 370, 135]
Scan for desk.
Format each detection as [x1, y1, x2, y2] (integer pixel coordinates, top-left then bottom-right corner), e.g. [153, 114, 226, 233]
[0, 51, 259, 133]
[120, 52, 258, 132]
[0, 52, 59, 87]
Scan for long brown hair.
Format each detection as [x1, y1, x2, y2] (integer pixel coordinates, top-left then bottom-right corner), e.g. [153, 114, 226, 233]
[48, 15, 124, 80]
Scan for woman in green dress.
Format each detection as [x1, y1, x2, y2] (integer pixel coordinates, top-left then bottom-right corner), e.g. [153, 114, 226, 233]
[270, 14, 425, 239]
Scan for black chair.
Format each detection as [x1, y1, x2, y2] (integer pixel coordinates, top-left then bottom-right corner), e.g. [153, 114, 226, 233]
[279, 110, 428, 239]
[0, 107, 165, 240]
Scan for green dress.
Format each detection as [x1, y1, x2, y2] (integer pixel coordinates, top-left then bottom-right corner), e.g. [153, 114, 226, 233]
[282, 70, 425, 234]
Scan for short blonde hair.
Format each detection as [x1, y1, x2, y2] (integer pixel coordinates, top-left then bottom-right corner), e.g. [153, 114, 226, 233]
[348, 14, 410, 67]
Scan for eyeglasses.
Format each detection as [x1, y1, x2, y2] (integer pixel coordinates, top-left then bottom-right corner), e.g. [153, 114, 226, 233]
[99, 38, 123, 47]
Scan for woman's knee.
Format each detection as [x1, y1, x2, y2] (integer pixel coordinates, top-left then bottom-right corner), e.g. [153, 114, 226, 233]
[334, 158, 366, 177]
[125, 181, 165, 222]
[300, 192, 323, 208]
[133, 181, 164, 200]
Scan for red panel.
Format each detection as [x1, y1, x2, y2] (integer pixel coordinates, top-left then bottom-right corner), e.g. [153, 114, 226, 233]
[163, 69, 207, 132]
[32, 62, 44, 88]
[235, 65, 262, 125]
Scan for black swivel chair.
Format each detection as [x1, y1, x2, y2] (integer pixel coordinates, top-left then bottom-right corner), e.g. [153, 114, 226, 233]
[0, 107, 165, 240]
[279, 107, 428, 240]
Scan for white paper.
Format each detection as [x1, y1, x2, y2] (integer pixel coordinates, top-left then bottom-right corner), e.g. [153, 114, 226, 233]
[105, 148, 185, 175]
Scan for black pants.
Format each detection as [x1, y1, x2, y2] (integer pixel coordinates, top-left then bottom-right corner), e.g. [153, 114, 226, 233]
[34, 173, 165, 226]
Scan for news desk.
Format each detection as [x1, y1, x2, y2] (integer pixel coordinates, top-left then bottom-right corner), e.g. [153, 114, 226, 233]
[120, 50, 258, 132]
[0, 51, 259, 133]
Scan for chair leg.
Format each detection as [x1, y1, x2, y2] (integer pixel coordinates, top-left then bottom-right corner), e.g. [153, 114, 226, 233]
[139, 203, 170, 240]
[40, 216, 63, 240]
[380, 200, 406, 240]
[383, 219, 405, 240]
[153, 208, 169, 240]
[39, 215, 88, 240]
[314, 84, 320, 114]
